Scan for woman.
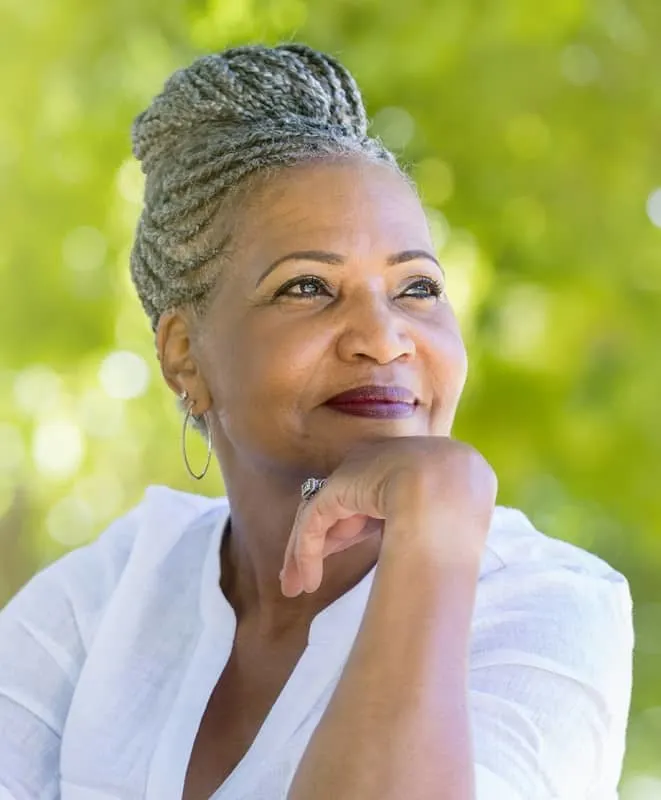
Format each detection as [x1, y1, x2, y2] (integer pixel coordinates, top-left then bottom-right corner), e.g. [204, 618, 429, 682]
[0, 43, 633, 800]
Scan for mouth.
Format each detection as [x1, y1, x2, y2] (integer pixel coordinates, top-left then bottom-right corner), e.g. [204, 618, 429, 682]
[324, 385, 419, 419]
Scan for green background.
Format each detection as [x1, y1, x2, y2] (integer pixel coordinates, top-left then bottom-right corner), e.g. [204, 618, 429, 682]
[1, 0, 660, 794]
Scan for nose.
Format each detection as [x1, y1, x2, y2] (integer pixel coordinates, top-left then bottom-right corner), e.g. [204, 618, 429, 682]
[335, 292, 415, 364]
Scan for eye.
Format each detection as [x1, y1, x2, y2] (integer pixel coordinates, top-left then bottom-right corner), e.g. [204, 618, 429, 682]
[274, 276, 332, 299]
[400, 276, 446, 300]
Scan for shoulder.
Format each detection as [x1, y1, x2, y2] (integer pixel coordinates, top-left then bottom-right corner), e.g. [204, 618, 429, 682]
[0, 485, 227, 652]
[483, 505, 632, 617]
[485, 504, 624, 579]
[476, 504, 634, 691]
[0, 486, 225, 798]
[482, 503, 633, 621]
[470, 506, 634, 797]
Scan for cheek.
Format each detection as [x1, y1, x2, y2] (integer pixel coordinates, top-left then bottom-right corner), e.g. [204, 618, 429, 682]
[425, 319, 468, 395]
[222, 318, 330, 407]
[446, 336, 469, 394]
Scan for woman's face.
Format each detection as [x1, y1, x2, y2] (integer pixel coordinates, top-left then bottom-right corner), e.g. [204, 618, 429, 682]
[189, 157, 468, 479]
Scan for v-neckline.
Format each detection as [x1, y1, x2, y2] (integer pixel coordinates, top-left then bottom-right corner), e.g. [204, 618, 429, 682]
[145, 502, 378, 800]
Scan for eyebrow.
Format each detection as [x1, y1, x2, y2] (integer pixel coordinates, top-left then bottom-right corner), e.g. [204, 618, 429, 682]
[255, 249, 442, 287]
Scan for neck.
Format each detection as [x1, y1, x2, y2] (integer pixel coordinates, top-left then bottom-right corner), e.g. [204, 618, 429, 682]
[218, 462, 381, 642]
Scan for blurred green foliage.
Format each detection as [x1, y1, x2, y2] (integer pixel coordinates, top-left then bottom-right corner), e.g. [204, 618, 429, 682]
[1, 0, 660, 794]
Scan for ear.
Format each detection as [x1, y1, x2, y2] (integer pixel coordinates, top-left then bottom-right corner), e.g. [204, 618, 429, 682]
[155, 309, 212, 416]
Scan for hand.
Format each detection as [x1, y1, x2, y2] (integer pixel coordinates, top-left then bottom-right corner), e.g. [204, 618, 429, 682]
[279, 436, 497, 597]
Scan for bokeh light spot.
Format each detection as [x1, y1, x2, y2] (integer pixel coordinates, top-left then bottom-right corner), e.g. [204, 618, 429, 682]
[560, 44, 601, 85]
[116, 158, 144, 205]
[99, 350, 150, 400]
[441, 231, 486, 322]
[46, 495, 95, 546]
[415, 158, 455, 206]
[371, 107, 415, 151]
[425, 207, 451, 252]
[33, 420, 85, 478]
[497, 284, 549, 367]
[13, 365, 63, 417]
[73, 470, 125, 521]
[645, 189, 661, 228]
[62, 226, 107, 273]
[78, 387, 127, 438]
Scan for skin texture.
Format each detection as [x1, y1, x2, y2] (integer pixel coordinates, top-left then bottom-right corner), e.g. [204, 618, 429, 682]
[156, 155, 468, 641]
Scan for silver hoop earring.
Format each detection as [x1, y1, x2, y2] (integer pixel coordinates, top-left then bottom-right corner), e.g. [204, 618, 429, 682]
[181, 390, 212, 480]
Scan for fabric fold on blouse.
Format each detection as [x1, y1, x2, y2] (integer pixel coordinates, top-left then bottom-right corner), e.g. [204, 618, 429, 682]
[0, 485, 634, 800]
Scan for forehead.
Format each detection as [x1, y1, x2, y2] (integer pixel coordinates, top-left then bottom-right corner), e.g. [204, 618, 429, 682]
[233, 158, 431, 259]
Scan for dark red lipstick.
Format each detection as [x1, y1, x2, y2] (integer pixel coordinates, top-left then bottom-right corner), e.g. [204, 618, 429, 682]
[324, 385, 418, 419]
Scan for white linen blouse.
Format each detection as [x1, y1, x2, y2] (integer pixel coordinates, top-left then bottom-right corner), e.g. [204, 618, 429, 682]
[0, 485, 634, 799]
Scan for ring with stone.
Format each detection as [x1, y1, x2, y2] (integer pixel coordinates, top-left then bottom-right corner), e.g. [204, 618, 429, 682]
[301, 477, 327, 501]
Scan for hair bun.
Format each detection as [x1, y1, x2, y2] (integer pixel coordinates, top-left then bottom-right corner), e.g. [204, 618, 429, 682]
[131, 43, 368, 174]
[129, 43, 396, 336]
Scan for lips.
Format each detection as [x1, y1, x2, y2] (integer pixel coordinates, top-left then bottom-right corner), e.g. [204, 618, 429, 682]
[325, 385, 418, 405]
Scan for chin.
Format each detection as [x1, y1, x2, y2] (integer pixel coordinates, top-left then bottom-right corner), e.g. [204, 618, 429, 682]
[312, 421, 428, 458]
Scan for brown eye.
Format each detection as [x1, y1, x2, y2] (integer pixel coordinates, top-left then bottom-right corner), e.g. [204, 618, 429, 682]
[275, 276, 332, 299]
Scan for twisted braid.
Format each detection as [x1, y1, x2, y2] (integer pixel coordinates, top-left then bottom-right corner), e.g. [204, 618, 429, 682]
[128, 43, 402, 433]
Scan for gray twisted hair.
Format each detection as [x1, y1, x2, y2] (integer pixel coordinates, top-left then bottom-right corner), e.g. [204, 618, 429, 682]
[131, 44, 396, 331]
[129, 43, 403, 431]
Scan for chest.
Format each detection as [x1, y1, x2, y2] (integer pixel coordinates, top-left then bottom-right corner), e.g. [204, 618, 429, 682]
[182, 636, 307, 800]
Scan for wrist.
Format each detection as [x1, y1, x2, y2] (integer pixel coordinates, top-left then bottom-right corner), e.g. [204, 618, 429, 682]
[380, 507, 485, 575]
[374, 517, 481, 653]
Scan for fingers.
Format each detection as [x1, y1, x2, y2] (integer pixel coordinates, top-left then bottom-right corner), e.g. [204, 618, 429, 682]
[280, 485, 357, 597]
[281, 500, 331, 597]
[323, 515, 372, 554]
[280, 501, 308, 597]
[293, 495, 358, 591]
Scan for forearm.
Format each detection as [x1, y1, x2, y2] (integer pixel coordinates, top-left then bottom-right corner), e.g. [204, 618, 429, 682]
[287, 514, 481, 800]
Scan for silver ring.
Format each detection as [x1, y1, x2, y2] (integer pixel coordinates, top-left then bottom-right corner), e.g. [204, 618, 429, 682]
[301, 477, 327, 501]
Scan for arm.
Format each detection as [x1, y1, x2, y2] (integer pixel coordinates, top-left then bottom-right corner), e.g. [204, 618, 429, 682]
[281, 441, 633, 798]
[288, 511, 481, 800]
[287, 514, 634, 800]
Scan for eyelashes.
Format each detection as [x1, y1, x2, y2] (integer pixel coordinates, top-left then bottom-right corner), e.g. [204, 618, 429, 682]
[274, 275, 446, 301]
[274, 276, 328, 298]
[403, 277, 446, 299]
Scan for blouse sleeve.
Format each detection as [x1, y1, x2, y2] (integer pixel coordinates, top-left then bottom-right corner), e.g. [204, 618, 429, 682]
[469, 560, 634, 800]
[0, 505, 143, 800]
